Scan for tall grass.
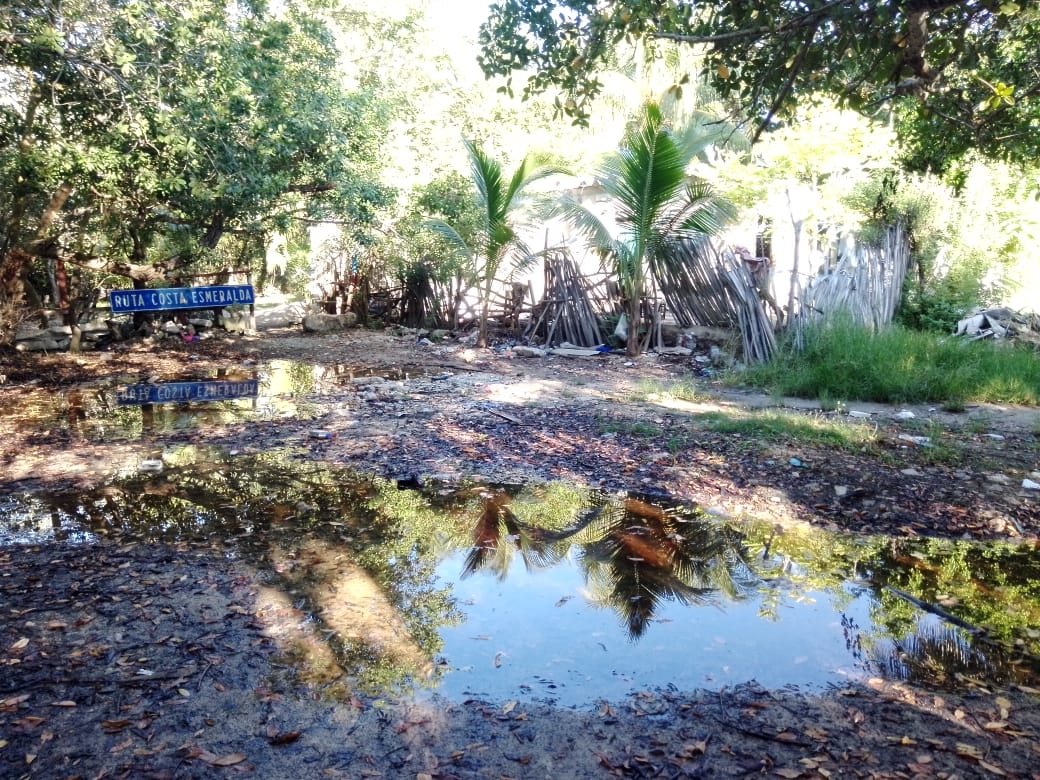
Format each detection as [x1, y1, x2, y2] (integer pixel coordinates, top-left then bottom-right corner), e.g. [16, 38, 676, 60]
[733, 317, 1040, 406]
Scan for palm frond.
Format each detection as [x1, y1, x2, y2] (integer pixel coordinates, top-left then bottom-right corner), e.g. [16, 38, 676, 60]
[552, 194, 616, 251]
[425, 218, 475, 258]
[464, 139, 503, 222]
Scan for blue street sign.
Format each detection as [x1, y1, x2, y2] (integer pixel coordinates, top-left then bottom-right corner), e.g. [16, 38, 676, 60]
[117, 379, 260, 406]
[109, 284, 255, 313]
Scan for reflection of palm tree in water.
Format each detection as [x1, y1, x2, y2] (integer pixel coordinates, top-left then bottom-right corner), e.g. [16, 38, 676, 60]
[460, 491, 576, 580]
[459, 490, 759, 639]
[579, 496, 758, 638]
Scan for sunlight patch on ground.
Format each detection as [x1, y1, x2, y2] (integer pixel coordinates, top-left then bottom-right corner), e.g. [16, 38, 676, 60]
[482, 379, 594, 404]
[648, 396, 740, 414]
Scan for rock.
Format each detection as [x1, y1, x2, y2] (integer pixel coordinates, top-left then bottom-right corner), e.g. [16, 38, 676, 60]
[656, 346, 692, 356]
[512, 346, 547, 358]
[708, 345, 730, 366]
[221, 309, 251, 332]
[14, 323, 47, 340]
[302, 311, 357, 332]
[659, 322, 682, 347]
[15, 337, 67, 352]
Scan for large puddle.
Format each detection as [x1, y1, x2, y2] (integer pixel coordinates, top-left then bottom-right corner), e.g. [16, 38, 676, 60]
[0, 359, 434, 440]
[2, 447, 1038, 707]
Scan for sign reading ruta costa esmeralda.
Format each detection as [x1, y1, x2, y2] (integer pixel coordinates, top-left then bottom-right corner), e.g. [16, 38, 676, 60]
[117, 379, 260, 406]
[109, 284, 255, 313]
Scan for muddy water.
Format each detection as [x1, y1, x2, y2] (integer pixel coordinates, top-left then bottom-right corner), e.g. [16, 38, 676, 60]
[2, 446, 1037, 707]
[0, 359, 433, 440]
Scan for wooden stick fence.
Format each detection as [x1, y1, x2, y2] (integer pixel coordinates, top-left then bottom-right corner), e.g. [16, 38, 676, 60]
[798, 223, 910, 330]
[524, 250, 605, 347]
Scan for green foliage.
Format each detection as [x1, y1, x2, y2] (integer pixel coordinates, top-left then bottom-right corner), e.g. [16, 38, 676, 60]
[0, 0, 394, 317]
[557, 101, 733, 356]
[427, 141, 563, 346]
[478, 1, 1040, 171]
[846, 163, 1035, 333]
[735, 316, 1040, 406]
[697, 409, 879, 452]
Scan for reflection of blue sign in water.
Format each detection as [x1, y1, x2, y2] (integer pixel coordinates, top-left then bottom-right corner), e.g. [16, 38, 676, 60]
[117, 380, 259, 406]
[109, 285, 255, 313]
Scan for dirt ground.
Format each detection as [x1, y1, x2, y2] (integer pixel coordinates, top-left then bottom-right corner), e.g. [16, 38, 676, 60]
[2, 323, 1039, 779]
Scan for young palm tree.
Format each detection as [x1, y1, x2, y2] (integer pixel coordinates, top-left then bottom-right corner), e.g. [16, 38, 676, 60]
[430, 141, 562, 347]
[559, 101, 734, 356]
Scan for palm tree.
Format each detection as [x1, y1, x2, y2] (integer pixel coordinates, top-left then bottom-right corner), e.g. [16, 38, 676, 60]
[429, 141, 562, 347]
[559, 101, 734, 356]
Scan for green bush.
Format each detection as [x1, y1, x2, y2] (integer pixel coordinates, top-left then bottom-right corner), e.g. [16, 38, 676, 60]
[734, 316, 1040, 406]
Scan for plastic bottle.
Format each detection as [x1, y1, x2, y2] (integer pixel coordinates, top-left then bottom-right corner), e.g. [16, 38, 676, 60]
[309, 430, 334, 440]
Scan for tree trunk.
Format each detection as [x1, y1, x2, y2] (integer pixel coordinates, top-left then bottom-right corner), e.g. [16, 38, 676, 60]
[478, 273, 493, 347]
[626, 285, 641, 357]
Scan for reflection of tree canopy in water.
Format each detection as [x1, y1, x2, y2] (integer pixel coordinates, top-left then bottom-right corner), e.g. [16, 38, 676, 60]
[857, 620, 1040, 689]
[459, 489, 760, 639]
[24, 449, 460, 695]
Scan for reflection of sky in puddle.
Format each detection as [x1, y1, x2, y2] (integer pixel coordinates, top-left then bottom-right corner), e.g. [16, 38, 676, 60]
[435, 552, 868, 705]
[0, 359, 433, 440]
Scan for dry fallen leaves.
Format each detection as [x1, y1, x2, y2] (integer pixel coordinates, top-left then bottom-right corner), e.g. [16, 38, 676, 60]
[184, 746, 248, 767]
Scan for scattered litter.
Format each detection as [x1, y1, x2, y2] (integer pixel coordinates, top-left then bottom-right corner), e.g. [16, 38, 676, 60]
[834, 485, 848, 497]
[982, 433, 1005, 440]
[139, 459, 164, 473]
[897, 434, 932, 447]
[309, 430, 334, 440]
[848, 410, 872, 418]
[1023, 479, 1040, 491]
[789, 457, 808, 468]
[894, 409, 916, 420]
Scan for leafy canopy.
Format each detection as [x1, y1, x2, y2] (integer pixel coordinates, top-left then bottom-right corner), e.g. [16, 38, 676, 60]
[477, 1, 1040, 172]
[0, 0, 394, 302]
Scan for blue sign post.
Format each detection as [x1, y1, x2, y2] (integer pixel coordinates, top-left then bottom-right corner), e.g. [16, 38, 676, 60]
[109, 284, 255, 314]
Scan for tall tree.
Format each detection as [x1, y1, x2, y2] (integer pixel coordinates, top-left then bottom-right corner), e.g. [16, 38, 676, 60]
[557, 102, 733, 356]
[428, 140, 561, 347]
[0, 0, 393, 338]
[477, 1, 1040, 172]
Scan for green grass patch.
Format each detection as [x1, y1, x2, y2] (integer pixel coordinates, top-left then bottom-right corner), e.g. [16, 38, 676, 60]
[696, 408, 880, 452]
[731, 317, 1040, 406]
[629, 376, 701, 404]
